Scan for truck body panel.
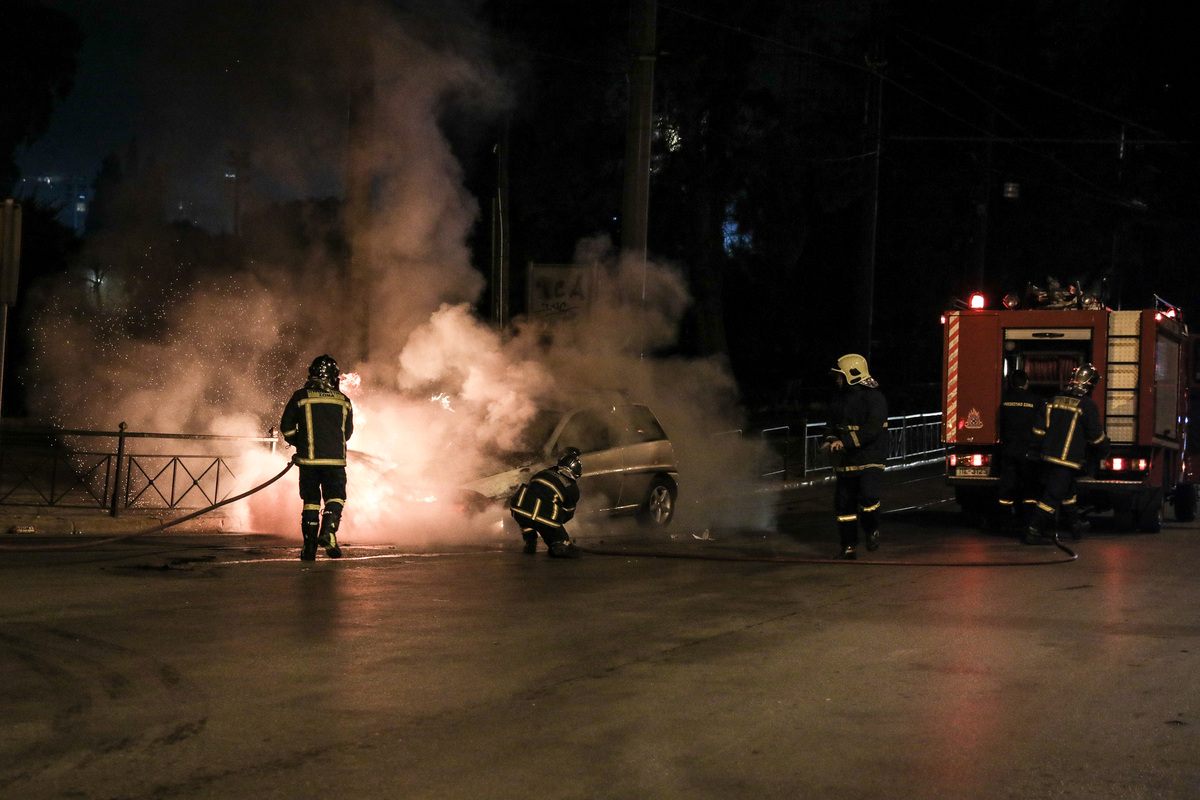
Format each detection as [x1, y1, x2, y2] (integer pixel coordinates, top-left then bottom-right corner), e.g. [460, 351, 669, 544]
[942, 302, 1191, 529]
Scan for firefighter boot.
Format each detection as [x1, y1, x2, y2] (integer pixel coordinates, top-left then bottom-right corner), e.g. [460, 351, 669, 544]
[548, 538, 582, 558]
[1060, 502, 1088, 540]
[318, 507, 343, 559]
[522, 531, 538, 554]
[300, 509, 320, 561]
[1023, 521, 1055, 546]
[839, 545, 857, 560]
[866, 529, 880, 552]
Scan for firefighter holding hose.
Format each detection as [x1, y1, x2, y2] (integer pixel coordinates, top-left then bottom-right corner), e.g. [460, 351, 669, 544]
[1025, 363, 1109, 544]
[280, 355, 354, 561]
[822, 353, 889, 560]
[510, 447, 584, 558]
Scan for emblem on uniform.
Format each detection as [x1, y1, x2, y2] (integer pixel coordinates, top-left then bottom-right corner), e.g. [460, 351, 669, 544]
[965, 408, 984, 429]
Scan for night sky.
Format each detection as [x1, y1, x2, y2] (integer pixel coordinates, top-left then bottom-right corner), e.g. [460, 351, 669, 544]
[9, 0, 1200, 415]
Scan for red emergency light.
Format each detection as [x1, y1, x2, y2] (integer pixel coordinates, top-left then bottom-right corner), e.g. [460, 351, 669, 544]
[969, 293, 986, 309]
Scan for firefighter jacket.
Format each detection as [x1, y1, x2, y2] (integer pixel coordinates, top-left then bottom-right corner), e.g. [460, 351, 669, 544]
[510, 466, 580, 532]
[280, 380, 354, 467]
[1032, 391, 1109, 471]
[826, 383, 889, 473]
[998, 386, 1044, 459]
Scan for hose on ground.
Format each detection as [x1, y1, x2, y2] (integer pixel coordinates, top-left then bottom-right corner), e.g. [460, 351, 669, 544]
[0, 461, 295, 552]
[579, 537, 1078, 566]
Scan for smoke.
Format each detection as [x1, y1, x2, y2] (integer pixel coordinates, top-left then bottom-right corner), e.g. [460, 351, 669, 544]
[22, 0, 771, 543]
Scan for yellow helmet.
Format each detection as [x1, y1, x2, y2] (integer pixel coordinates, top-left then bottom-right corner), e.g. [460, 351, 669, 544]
[832, 353, 871, 385]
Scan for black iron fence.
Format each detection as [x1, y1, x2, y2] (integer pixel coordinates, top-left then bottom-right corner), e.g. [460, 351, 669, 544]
[0, 423, 278, 515]
[754, 411, 943, 481]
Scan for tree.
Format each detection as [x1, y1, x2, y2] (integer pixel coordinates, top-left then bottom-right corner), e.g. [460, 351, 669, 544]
[0, 0, 84, 195]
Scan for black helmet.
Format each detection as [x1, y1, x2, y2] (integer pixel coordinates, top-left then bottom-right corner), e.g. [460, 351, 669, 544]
[1066, 363, 1100, 396]
[557, 447, 582, 479]
[308, 354, 340, 389]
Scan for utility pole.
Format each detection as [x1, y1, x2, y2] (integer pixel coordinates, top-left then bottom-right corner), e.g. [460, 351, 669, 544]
[491, 118, 511, 331]
[0, 199, 22, 423]
[858, 0, 885, 359]
[621, 0, 657, 354]
[344, 16, 375, 365]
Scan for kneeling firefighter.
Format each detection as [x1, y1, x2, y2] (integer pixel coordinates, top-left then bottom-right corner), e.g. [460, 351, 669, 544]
[280, 355, 354, 561]
[510, 447, 583, 558]
[1026, 363, 1109, 544]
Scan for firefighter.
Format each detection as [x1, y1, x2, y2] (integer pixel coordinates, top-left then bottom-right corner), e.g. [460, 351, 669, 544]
[1025, 363, 1109, 544]
[510, 447, 583, 558]
[994, 369, 1044, 531]
[821, 354, 889, 560]
[280, 354, 355, 561]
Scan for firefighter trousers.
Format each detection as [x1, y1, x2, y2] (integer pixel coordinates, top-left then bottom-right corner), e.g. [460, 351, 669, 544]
[1031, 463, 1081, 533]
[298, 465, 347, 546]
[834, 467, 883, 548]
[997, 453, 1040, 526]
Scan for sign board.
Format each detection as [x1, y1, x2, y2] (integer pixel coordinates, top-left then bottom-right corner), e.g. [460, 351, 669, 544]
[527, 263, 598, 321]
[1, 199, 22, 306]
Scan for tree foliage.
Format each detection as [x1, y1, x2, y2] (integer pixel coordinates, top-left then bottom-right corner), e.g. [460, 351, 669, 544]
[0, 0, 84, 194]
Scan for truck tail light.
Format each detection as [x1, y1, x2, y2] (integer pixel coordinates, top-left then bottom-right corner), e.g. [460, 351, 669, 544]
[1103, 457, 1148, 471]
[949, 453, 991, 467]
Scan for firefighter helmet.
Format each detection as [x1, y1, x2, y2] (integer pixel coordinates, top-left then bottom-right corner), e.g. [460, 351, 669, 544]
[557, 447, 583, 479]
[1066, 363, 1100, 396]
[831, 353, 871, 385]
[308, 354, 341, 389]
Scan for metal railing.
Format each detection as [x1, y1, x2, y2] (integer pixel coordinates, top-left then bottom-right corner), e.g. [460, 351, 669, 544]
[0, 423, 277, 515]
[753, 411, 943, 481]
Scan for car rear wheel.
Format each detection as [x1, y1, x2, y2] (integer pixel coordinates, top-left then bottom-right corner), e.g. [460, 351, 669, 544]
[637, 478, 676, 528]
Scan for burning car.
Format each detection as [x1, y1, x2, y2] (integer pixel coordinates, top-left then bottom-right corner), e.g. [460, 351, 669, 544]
[460, 400, 679, 528]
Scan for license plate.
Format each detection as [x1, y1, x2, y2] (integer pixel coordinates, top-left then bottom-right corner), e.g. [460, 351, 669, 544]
[958, 467, 990, 477]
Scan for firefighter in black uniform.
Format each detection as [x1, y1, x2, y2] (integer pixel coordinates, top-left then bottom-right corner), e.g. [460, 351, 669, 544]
[280, 354, 355, 561]
[1025, 363, 1109, 544]
[510, 447, 583, 558]
[994, 369, 1044, 531]
[822, 354, 889, 560]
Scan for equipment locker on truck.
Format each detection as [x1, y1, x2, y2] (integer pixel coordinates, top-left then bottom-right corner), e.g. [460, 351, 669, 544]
[942, 285, 1193, 532]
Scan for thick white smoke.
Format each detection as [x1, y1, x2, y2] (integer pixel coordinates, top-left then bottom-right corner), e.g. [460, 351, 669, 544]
[22, 0, 771, 543]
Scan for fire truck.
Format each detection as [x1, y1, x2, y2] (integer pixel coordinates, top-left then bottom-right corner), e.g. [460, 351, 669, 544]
[942, 284, 1197, 531]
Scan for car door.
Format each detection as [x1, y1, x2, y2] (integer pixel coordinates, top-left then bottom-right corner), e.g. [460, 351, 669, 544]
[551, 408, 624, 514]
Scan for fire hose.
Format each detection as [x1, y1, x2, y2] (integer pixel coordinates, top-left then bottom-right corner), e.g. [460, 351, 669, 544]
[578, 539, 1077, 566]
[0, 461, 295, 552]
[1, 460, 1078, 565]
[578, 498, 1080, 566]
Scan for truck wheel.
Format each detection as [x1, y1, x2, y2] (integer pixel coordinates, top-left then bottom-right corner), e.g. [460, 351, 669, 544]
[1172, 484, 1197, 523]
[1136, 490, 1164, 533]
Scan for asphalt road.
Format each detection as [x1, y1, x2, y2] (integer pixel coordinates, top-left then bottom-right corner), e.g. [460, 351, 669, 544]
[2, 468, 1199, 799]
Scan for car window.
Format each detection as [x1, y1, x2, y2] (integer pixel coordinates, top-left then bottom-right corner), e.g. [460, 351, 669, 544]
[556, 409, 613, 453]
[513, 409, 562, 455]
[614, 405, 667, 445]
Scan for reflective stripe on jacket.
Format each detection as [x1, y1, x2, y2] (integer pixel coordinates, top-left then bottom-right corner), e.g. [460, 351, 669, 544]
[280, 382, 354, 466]
[1032, 392, 1108, 471]
[828, 384, 889, 473]
[510, 467, 580, 530]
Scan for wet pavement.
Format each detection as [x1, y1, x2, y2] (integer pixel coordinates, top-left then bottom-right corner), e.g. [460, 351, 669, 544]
[2, 467, 1199, 799]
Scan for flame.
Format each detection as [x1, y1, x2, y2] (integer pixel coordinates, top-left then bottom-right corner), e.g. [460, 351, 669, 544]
[430, 392, 455, 412]
[340, 371, 362, 395]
